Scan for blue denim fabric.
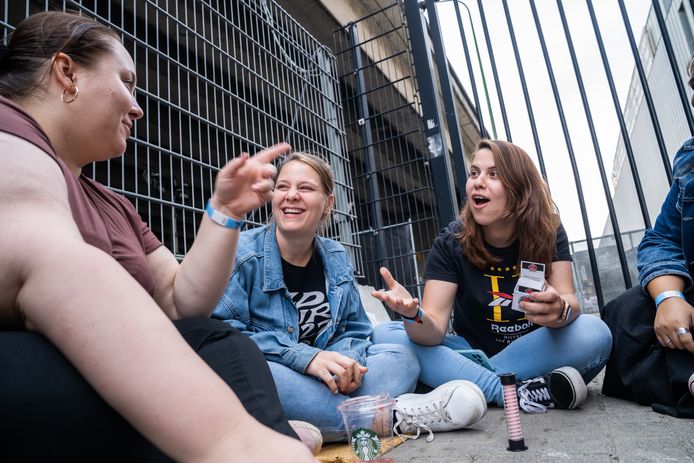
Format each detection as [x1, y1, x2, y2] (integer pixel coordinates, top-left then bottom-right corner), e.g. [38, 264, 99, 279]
[268, 343, 420, 443]
[212, 223, 372, 373]
[638, 138, 694, 288]
[372, 315, 612, 407]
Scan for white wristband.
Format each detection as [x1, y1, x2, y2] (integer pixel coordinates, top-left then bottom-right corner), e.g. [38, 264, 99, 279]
[654, 290, 685, 309]
[205, 201, 245, 229]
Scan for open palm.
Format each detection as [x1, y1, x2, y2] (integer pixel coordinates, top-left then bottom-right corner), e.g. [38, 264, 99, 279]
[212, 143, 291, 217]
[371, 266, 419, 317]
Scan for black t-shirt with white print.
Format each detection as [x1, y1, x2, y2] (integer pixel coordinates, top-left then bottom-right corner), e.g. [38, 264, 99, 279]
[282, 254, 331, 347]
[424, 220, 572, 356]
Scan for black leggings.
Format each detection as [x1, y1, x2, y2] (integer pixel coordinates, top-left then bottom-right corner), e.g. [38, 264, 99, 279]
[0, 317, 295, 462]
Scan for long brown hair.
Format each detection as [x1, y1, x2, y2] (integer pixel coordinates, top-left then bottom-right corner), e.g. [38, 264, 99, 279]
[457, 139, 560, 274]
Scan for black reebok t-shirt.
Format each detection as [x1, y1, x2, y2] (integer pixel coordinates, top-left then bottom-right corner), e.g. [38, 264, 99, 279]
[424, 220, 572, 356]
[282, 254, 331, 346]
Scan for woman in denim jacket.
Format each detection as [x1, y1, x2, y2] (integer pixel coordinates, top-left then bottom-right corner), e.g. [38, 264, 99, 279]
[213, 153, 487, 442]
[602, 61, 694, 415]
[637, 140, 694, 346]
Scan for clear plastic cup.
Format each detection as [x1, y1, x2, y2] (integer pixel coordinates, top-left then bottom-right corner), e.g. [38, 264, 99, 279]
[337, 393, 395, 462]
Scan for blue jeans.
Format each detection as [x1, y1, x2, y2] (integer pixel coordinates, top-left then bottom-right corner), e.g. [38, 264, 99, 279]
[268, 343, 420, 442]
[371, 315, 612, 407]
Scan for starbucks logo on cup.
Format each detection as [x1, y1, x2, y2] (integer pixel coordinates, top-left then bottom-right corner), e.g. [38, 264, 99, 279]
[351, 428, 381, 461]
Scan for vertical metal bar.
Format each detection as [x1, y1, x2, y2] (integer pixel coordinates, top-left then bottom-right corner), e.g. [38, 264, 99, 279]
[618, 0, 672, 184]
[457, 0, 497, 138]
[501, 0, 546, 178]
[403, 0, 458, 227]
[166, 5, 178, 256]
[407, 218, 423, 301]
[259, 3, 268, 150]
[139, 2, 148, 234]
[177, 0, 187, 254]
[529, 0, 605, 308]
[154, 4, 166, 251]
[121, 0, 127, 207]
[451, 0, 488, 138]
[317, 46, 356, 258]
[587, 0, 651, 229]
[651, 0, 694, 135]
[557, 0, 632, 294]
[186, 0, 195, 248]
[195, 0, 203, 247]
[424, 0, 469, 205]
[349, 23, 386, 269]
[478, 0, 512, 141]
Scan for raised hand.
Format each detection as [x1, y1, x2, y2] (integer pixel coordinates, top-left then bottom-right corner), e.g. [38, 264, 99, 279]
[371, 267, 420, 318]
[305, 351, 368, 395]
[210, 142, 291, 219]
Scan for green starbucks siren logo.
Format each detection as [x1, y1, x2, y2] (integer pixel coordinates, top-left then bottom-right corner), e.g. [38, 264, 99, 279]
[351, 428, 381, 461]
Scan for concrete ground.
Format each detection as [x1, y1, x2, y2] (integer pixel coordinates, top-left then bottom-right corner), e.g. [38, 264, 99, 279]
[354, 295, 693, 462]
[386, 371, 694, 462]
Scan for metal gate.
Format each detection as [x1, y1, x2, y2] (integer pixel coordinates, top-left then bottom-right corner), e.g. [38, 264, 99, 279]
[6, 0, 692, 312]
[333, 1, 442, 298]
[1, 0, 360, 268]
[402, 0, 694, 312]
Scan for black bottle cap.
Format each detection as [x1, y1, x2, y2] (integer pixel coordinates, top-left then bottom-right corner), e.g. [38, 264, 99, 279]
[498, 373, 517, 385]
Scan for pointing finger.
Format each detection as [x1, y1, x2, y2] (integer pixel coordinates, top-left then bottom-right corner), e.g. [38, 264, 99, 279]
[221, 153, 249, 177]
[250, 142, 291, 164]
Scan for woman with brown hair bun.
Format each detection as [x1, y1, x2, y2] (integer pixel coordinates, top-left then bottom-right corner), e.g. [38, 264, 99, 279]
[0, 10, 315, 462]
[372, 139, 612, 415]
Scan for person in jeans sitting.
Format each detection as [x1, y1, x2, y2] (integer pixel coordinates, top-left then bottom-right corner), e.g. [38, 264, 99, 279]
[372, 139, 612, 414]
[213, 152, 487, 442]
[602, 58, 694, 417]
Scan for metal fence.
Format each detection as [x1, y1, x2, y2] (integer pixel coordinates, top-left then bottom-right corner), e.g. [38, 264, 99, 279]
[1, 0, 360, 266]
[333, 1, 441, 298]
[404, 0, 694, 312]
[6, 0, 692, 313]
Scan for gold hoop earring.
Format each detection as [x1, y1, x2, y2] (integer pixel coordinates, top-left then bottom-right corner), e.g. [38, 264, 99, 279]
[61, 86, 79, 104]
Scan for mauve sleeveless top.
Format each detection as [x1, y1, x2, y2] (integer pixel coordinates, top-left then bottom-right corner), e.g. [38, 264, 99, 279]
[0, 95, 162, 294]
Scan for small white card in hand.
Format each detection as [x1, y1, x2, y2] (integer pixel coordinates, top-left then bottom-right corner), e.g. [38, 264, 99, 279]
[511, 261, 546, 312]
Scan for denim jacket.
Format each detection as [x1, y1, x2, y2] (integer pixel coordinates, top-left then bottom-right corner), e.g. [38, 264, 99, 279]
[637, 137, 694, 288]
[212, 223, 372, 373]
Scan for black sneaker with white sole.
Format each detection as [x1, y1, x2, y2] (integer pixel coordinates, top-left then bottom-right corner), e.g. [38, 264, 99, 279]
[517, 366, 587, 413]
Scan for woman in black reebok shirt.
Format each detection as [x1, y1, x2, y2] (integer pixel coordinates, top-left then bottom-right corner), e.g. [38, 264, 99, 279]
[372, 139, 612, 414]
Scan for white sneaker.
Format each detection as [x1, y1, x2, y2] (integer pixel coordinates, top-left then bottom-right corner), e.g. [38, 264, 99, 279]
[288, 420, 323, 455]
[393, 380, 487, 442]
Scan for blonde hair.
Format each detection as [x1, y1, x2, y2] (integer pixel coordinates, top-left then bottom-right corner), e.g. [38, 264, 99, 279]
[276, 152, 334, 197]
[274, 152, 335, 227]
